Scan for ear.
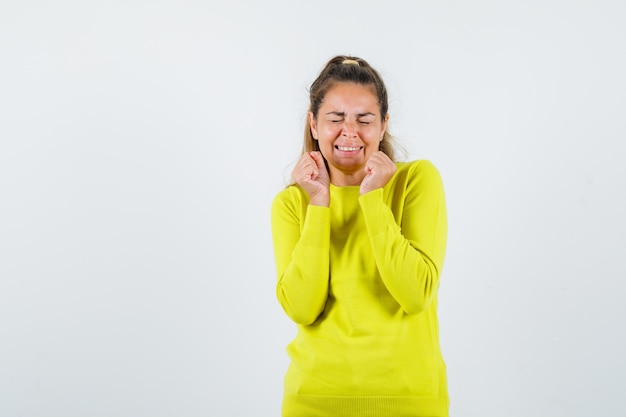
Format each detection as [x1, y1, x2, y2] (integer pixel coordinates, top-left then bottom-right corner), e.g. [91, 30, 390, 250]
[308, 111, 319, 140]
[380, 113, 390, 141]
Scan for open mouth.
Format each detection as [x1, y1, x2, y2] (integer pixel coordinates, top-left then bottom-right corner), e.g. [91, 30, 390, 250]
[335, 145, 363, 152]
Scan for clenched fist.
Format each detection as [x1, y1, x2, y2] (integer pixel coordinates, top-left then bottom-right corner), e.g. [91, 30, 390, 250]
[360, 151, 397, 195]
[291, 151, 330, 207]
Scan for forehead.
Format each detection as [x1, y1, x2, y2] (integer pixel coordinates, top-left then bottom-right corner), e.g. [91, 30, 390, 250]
[321, 82, 379, 111]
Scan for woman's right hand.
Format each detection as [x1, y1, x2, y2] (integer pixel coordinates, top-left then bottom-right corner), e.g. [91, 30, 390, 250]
[291, 151, 330, 207]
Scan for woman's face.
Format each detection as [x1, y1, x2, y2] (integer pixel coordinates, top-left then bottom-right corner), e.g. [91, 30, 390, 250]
[309, 82, 388, 185]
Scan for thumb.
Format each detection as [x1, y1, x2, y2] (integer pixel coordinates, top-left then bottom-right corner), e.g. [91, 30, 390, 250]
[310, 152, 329, 176]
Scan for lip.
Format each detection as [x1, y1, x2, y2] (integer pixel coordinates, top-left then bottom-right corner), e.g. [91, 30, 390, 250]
[335, 145, 363, 154]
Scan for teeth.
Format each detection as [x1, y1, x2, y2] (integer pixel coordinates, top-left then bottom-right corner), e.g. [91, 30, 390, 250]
[337, 146, 361, 151]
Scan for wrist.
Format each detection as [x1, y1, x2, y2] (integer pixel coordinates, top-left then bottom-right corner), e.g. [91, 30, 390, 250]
[309, 194, 330, 207]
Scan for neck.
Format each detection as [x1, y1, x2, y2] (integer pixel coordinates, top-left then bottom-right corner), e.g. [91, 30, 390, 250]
[330, 168, 365, 187]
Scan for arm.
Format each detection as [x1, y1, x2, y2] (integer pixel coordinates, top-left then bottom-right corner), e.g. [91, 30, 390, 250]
[359, 160, 447, 315]
[271, 189, 331, 325]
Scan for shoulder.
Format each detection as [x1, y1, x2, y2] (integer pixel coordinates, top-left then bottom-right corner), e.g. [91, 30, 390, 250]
[394, 159, 443, 184]
[386, 160, 445, 199]
[272, 184, 309, 212]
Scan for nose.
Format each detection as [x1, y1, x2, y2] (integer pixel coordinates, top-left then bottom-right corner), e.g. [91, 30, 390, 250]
[341, 120, 358, 138]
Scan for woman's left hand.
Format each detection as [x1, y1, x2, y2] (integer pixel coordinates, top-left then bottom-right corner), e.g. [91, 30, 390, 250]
[360, 151, 397, 195]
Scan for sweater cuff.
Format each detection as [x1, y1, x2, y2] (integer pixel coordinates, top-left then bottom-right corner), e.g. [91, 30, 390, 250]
[359, 188, 387, 236]
[300, 204, 331, 248]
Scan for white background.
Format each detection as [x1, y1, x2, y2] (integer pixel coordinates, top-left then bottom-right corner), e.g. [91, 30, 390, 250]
[1, 1, 625, 416]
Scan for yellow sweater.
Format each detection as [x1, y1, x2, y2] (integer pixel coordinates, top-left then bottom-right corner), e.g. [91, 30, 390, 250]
[271, 160, 449, 417]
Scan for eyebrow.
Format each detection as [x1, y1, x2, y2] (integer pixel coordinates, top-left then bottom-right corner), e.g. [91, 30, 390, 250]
[325, 111, 377, 118]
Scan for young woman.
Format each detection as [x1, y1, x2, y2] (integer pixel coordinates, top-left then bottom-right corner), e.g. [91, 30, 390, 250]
[271, 55, 449, 417]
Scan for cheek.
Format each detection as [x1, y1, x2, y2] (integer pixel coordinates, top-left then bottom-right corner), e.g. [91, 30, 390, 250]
[363, 129, 382, 143]
[321, 123, 342, 136]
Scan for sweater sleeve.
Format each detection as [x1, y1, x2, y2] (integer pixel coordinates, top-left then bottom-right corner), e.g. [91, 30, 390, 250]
[271, 188, 331, 325]
[359, 160, 447, 315]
